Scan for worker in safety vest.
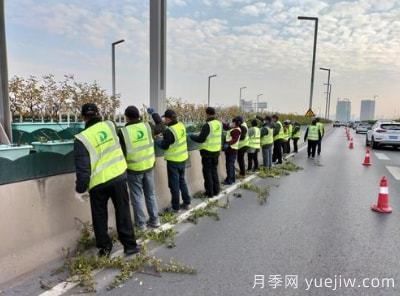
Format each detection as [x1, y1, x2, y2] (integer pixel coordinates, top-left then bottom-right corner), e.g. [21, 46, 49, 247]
[247, 119, 261, 172]
[237, 118, 249, 177]
[74, 103, 139, 257]
[260, 115, 274, 169]
[304, 118, 322, 159]
[292, 121, 301, 153]
[222, 116, 241, 185]
[119, 106, 160, 231]
[157, 109, 191, 213]
[282, 120, 291, 154]
[272, 114, 284, 164]
[316, 117, 325, 156]
[190, 107, 222, 198]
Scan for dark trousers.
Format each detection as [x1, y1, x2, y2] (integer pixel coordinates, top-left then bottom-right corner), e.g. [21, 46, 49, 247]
[247, 150, 259, 171]
[317, 139, 322, 155]
[225, 152, 237, 184]
[293, 138, 299, 153]
[202, 156, 220, 197]
[272, 140, 283, 164]
[89, 178, 137, 251]
[308, 140, 318, 158]
[237, 148, 247, 176]
[283, 140, 290, 154]
[167, 161, 191, 210]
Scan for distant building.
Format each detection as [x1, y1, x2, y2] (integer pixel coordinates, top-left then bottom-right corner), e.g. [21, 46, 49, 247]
[240, 99, 254, 112]
[336, 99, 351, 122]
[360, 100, 375, 121]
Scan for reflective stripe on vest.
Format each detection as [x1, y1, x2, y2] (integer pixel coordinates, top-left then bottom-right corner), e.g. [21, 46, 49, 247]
[307, 125, 319, 141]
[261, 127, 274, 146]
[288, 124, 293, 139]
[121, 122, 155, 172]
[226, 127, 240, 150]
[75, 121, 127, 190]
[293, 126, 301, 139]
[238, 122, 249, 149]
[248, 127, 261, 149]
[273, 121, 284, 141]
[200, 119, 222, 152]
[164, 122, 189, 162]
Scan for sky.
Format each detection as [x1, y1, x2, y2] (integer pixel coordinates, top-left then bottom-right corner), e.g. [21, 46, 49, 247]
[5, 0, 400, 119]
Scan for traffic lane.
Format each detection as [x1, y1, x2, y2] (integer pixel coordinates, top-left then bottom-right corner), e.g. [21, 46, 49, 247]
[99, 128, 400, 296]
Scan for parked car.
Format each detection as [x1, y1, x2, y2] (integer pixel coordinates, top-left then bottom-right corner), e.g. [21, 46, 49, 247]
[356, 122, 371, 134]
[366, 122, 400, 149]
[333, 121, 341, 127]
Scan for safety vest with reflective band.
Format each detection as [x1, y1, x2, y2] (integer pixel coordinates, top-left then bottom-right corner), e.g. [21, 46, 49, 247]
[292, 126, 301, 139]
[121, 122, 155, 172]
[248, 127, 261, 149]
[288, 124, 293, 139]
[307, 125, 319, 141]
[282, 126, 290, 142]
[273, 121, 285, 141]
[226, 127, 241, 150]
[238, 122, 249, 149]
[75, 121, 127, 190]
[261, 127, 274, 146]
[164, 122, 189, 162]
[317, 122, 325, 137]
[200, 119, 222, 152]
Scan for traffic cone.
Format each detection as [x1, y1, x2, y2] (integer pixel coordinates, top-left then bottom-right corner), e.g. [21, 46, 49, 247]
[349, 138, 354, 149]
[362, 149, 372, 166]
[371, 177, 392, 213]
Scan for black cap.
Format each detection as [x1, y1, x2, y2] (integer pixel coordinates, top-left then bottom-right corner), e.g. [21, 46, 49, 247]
[162, 109, 177, 119]
[232, 116, 242, 124]
[125, 106, 140, 119]
[206, 107, 216, 116]
[81, 103, 99, 116]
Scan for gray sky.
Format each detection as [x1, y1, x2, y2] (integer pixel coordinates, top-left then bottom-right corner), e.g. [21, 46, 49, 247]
[5, 0, 400, 118]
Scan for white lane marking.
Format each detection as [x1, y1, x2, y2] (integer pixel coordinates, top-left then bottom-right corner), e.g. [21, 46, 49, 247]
[386, 166, 400, 181]
[375, 153, 390, 160]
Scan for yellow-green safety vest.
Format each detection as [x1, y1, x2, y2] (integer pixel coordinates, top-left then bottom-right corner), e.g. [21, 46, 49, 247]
[75, 121, 127, 190]
[226, 127, 240, 150]
[200, 119, 222, 152]
[288, 124, 293, 139]
[307, 125, 319, 141]
[282, 126, 290, 142]
[248, 126, 261, 149]
[261, 127, 274, 146]
[238, 122, 249, 149]
[317, 122, 325, 137]
[121, 122, 155, 172]
[274, 121, 284, 141]
[164, 122, 189, 162]
[292, 126, 301, 139]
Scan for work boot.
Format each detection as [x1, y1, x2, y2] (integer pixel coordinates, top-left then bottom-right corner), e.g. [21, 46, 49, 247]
[180, 203, 191, 211]
[165, 207, 180, 214]
[124, 245, 141, 256]
[147, 220, 161, 228]
[98, 247, 112, 258]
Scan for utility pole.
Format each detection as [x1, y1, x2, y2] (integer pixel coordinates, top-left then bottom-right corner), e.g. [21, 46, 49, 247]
[0, 1, 10, 143]
[207, 74, 217, 106]
[298, 16, 319, 112]
[320, 67, 331, 120]
[111, 39, 125, 99]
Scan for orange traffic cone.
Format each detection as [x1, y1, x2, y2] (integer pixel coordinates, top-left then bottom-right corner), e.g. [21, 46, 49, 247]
[371, 177, 392, 213]
[349, 138, 354, 149]
[362, 149, 372, 166]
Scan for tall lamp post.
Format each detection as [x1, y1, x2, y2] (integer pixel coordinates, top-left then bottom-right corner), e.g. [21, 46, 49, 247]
[320, 67, 331, 120]
[239, 86, 247, 110]
[298, 16, 319, 112]
[0, 0, 10, 143]
[256, 94, 263, 113]
[208, 74, 217, 106]
[112, 39, 125, 99]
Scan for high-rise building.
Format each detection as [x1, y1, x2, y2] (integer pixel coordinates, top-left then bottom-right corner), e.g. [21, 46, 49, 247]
[360, 100, 375, 121]
[336, 99, 351, 122]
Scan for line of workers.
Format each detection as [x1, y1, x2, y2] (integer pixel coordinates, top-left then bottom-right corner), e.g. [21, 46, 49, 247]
[74, 103, 325, 257]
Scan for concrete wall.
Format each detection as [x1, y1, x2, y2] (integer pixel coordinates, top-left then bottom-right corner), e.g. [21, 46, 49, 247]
[0, 150, 229, 284]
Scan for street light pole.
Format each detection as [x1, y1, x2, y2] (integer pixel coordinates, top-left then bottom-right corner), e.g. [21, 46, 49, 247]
[298, 16, 319, 111]
[208, 74, 217, 106]
[0, 0, 10, 143]
[256, 94, 263, 113]
[239, 86, 247, 110]
[112, 39, 125, 99]
[320, 67, 331, 120]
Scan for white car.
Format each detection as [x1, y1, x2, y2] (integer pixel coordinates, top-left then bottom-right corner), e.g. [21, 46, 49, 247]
[366, 122, 400, 149]
[356, 122, 371, 134]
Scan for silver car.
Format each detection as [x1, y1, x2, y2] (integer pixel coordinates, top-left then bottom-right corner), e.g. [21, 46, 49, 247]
[366, 122, 400, 149]
[356, 122, 371, 134]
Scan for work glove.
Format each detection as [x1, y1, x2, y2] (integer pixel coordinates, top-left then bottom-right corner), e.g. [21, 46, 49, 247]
[75, 192, 90, 202]
[147, 107, 155, 115]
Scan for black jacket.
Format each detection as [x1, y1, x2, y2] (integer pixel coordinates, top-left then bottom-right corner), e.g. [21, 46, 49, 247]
[190, 117, 220, 158]
[74, 118, 126, 193]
